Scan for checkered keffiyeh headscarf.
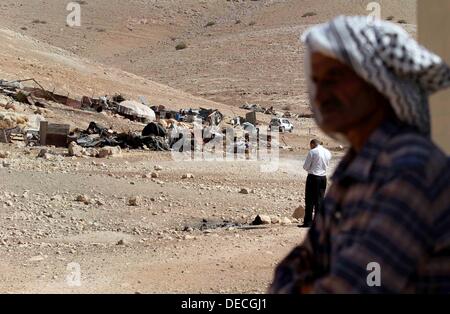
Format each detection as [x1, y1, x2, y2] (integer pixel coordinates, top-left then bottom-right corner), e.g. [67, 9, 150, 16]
[302, 16, 450, 135]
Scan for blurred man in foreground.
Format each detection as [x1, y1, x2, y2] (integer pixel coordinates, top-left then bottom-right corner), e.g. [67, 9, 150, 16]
[269, 16, 450, 293]
[302, 139, 332, 227]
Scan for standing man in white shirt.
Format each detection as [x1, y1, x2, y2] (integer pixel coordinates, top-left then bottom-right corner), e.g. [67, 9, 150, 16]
[302, 139, 331, 227]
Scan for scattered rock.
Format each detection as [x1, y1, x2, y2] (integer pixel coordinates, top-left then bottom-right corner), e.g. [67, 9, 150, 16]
[128, 196, 140, 206]
[151, 172, 159, 178]
[68, 142, 83, 157]
[84, 148, 99, 157]
[280, 217, 292, 225]
[239, 188, 250, 194]
[37, 148, 54, 159]
[5, 103, 16, 111]
[292, 205, 305, 220]
[0, 151, 11, 159]
[75, 194, 90, 204]
[182, 173, 194, 179]
[50, 195, 63, 201]
[116, 239, 127, 245]
[154, 165, 163, 171]
[97, 146, 122, 158]
[270, 216, 280, 224]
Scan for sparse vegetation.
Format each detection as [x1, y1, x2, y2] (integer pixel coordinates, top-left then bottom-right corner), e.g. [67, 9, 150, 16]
[205, 21, 216, 27]
[302, 12, 317, 18]
[175, 42, 187, 50]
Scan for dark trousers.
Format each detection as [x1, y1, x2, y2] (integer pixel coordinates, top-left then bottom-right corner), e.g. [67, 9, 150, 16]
[304, 174, 327, 224]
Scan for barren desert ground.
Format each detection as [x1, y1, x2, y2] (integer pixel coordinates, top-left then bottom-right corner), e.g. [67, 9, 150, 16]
[0, 0, 416, 293]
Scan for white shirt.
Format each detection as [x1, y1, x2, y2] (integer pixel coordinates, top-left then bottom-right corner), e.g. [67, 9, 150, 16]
[303, 145, 332, 176]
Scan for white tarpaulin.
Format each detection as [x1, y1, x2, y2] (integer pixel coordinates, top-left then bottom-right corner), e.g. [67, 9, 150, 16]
[117, 100, 156, 121]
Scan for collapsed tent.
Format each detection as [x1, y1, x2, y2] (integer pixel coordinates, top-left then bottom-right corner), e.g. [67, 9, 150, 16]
[142, 122, 167, 137]
[75, 122, 169, 151]
[117, 101, 156, 121]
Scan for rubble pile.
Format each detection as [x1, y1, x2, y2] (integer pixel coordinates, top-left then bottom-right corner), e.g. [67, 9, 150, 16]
[73, 122, 170, 152]
[240, 103, 313, 119]
[0, 77, 286, 158]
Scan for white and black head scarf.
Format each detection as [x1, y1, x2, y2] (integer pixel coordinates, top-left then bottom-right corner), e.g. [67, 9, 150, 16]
[302, 15, 450, 135]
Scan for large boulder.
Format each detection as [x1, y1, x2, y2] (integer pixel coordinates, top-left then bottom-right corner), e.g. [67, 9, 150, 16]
[292, 205, 305, 220]
[68, 141, 84, 157]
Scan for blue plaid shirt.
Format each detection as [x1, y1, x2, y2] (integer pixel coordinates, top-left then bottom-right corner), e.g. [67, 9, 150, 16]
[269, 120, 450, 293]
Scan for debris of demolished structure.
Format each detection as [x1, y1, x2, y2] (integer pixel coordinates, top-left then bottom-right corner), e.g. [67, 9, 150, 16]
[72, 121, 170, 151]
[0, 79, 157, 122]
[1, 77, 282, 158]
[240, 103, 313, 119]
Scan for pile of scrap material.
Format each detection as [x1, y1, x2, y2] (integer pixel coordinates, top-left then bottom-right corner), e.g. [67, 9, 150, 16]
[198, 108, 223, 126]
[73, 122, 169, 151]
[173, 108, 224, 126]
[0, 109, 45, 145]
[81, 95, 157, 123]
[240, 103, 275, 114]
[282, 111, 313, 118]
[0, 78, 81, 109]
[159, 118, 193, 130]
[240, 103, 313, 118]
[240, 103, 266, 113]
[0, 79, 157, 122]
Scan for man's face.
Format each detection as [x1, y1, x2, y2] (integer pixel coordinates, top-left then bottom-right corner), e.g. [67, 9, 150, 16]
[310, 52, 385, 134]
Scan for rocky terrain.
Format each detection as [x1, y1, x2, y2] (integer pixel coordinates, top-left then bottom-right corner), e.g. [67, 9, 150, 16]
[0, 74, 341, 293]
[0, 0, 416, 110]
[0, 139, 342, 293]
[0, 0, 415, 293]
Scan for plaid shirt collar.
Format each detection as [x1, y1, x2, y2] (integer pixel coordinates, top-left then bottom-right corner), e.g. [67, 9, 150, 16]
[332, 120, 405, 182]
